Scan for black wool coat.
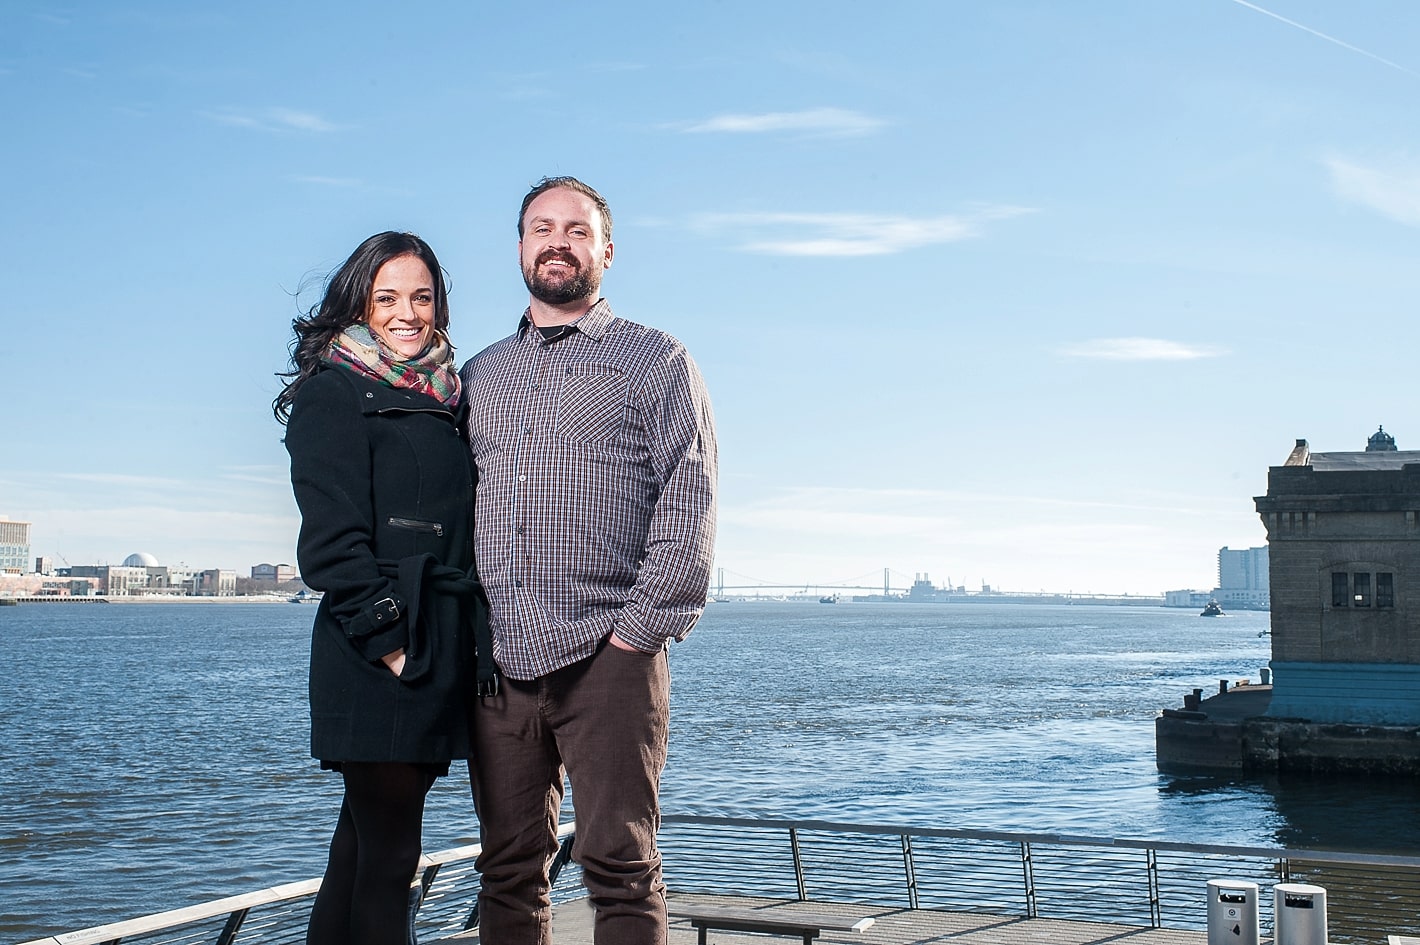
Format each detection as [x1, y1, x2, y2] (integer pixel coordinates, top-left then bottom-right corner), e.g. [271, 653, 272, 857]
[286, 366, 479, 767]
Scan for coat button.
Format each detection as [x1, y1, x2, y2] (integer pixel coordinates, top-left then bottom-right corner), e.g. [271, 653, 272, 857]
[365, 392, 374, 399]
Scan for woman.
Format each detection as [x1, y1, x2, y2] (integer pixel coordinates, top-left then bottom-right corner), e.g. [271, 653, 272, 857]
[274, 232, 486, 945]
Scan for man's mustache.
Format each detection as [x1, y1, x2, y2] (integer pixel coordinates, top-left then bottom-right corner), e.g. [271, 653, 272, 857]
[537, 249, 580, 268]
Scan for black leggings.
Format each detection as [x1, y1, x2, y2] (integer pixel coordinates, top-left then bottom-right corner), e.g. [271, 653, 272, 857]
[306, 762, 437, 945]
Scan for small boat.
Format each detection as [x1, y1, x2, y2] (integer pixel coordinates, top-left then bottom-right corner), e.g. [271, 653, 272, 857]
[1200, 599, 1225, 617]
[819, 595, 838, 604]
[288, 590, 322, 603]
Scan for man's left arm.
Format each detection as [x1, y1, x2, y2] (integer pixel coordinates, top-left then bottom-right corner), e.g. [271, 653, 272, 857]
[612, 344, 718, 652]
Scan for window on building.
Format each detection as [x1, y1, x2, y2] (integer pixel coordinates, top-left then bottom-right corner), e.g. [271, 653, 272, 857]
[1354, 572, 1372, 607]
[1332, 572, 1350, 607]
[1377, 572, 1395, 608]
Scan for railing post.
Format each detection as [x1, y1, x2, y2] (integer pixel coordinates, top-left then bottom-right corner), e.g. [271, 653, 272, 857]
[789, 827, 807, 901]
[901, 833, 919, 910]
[1020, 841, 1036, 918]
[405, 862, 442, 944]
[215, 908, 248, 945]
[548, 834, 576, 885]
[1146, 848, 1160, 928]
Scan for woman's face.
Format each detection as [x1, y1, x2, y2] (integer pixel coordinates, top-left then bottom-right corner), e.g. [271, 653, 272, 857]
[365, 254, 436, 358]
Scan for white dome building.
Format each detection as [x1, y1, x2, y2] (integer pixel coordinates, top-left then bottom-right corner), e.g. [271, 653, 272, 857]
[122, 552, 160, 568]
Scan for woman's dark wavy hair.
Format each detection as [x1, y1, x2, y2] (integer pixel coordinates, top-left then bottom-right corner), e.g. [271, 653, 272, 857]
[273, 231, 450, 424]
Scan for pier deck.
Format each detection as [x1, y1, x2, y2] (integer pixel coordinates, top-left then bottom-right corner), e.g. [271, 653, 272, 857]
[448, 894, 1214, 945]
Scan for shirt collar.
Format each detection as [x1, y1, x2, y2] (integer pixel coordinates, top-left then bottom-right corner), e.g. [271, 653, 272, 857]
[518, 298, 615, 343]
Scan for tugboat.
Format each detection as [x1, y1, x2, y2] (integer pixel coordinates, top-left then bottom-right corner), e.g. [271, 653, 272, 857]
[1199, 599, 1225, 617]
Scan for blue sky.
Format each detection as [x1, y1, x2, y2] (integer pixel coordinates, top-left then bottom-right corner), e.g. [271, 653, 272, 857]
[4, 1, 1419, 595]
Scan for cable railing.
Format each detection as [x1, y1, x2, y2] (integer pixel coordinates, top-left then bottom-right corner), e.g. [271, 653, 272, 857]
[19, 816, 1420, 945]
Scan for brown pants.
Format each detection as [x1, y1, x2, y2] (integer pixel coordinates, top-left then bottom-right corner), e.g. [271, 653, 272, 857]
[469, 641, 671, 945]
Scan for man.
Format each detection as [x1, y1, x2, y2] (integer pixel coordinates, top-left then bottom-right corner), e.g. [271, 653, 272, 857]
[461, 176, 718, 944]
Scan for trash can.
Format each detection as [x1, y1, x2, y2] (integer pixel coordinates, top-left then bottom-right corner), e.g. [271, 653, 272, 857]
[1207, 879, 1259, 945]
[1273, 883, 1327, 945]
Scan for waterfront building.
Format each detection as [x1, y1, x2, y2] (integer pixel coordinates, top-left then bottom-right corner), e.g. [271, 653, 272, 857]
[104, 565, 150, 597]
[1213, 545, 1269, 610]
[1158, 429, 1420, 772]
[1257, 434, 1420, 727]
[251, 563, 297, 584]
[1163, 589, 1211, 608]
[0, 517, 31, 574]
[34, 555, 53, 576]
[195, 568, 237, 597]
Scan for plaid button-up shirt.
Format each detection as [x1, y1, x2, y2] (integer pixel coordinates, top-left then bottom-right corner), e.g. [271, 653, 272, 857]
[461, 300, 718, 680]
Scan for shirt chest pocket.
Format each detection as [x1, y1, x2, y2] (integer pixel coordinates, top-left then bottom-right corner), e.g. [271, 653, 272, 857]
[553, 363, 630, 444]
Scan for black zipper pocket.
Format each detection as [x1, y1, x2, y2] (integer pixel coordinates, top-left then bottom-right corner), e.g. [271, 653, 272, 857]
[387, 516, 444, 537]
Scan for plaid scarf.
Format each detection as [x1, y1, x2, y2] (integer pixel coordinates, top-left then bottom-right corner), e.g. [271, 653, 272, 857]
[323, 324, 461, 407]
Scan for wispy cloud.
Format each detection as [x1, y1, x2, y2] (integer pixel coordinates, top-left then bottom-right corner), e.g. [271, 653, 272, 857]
[675, 107, 885, 137]
[58, 472, 191, 488]
[697, 206, 1034, 256]
[1227, 0, 1418, 78]
[202, 107, 340, 133]
[1324, 156, 1420, 226]
[292, 175, 363, 189]
[221, 465, 290, 486]
[588, 61, 647, 74]
[1058, 337, 1226, 361]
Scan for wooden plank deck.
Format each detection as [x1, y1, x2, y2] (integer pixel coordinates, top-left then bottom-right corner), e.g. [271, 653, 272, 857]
[446, 893, 1216, 945]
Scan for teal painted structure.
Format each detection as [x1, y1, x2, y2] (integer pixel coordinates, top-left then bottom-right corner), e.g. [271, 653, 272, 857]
[1268, 660, 1420, 725]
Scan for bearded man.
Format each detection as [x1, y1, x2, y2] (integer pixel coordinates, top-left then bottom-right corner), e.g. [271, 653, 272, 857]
[460, 176, 718, 945]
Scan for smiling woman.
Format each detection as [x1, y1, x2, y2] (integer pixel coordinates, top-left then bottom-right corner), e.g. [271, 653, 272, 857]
[272, 232, 453, 423]
[271, 231, 485, 945]
[365, 254, 437, 358]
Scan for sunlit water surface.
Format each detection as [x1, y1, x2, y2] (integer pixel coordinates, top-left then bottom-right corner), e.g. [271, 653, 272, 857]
[4, 601, 1416, 938]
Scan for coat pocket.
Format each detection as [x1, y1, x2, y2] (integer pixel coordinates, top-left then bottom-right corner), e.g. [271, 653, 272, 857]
[387, 516, 444, 537]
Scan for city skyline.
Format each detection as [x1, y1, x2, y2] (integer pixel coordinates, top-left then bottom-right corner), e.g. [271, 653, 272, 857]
[6, 2, 1419, 594]
[5, 527, 1264, 599]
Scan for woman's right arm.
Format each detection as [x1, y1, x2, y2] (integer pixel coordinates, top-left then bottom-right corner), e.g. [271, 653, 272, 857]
[286, 370, 407, 666]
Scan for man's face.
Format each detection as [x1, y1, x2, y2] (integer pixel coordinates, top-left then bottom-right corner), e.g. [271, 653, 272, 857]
[519, 187, 613, 307]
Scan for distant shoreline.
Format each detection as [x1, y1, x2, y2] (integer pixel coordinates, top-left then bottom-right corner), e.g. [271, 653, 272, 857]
[1, 595, 308, 605]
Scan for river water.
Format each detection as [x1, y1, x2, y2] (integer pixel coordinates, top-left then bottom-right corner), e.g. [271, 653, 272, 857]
[3, 601, 1417, 939]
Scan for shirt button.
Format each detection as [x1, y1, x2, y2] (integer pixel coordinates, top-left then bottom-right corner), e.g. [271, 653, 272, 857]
[530, 383, 540, 390]
[518, 474, 527, 482]
[523, 425, 532, 434]
[514, 580, 523, 587]
[516, 525, 526, 535]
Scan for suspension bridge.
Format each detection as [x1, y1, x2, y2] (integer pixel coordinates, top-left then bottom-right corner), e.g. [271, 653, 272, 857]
[709, 567, 1163, 605]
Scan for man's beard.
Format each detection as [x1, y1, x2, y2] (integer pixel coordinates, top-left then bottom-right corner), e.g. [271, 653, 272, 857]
[523, 250, 601, 306]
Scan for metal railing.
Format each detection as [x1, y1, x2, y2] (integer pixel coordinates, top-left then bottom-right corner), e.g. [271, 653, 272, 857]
[19, 816, 1420, 945]
[660, 815, 1420, 944]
